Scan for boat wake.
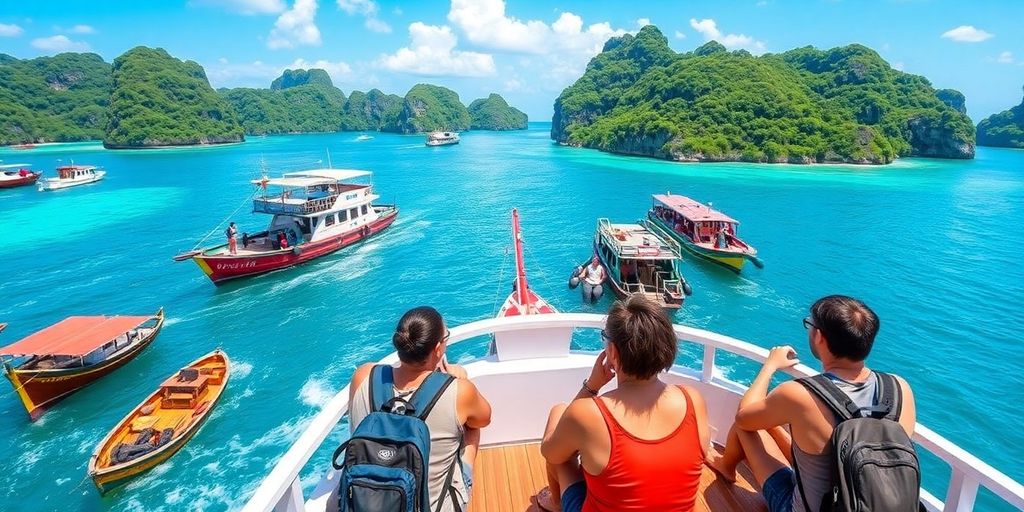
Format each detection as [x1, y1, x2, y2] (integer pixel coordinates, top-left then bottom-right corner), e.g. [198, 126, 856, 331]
[299, 376, 335, 408]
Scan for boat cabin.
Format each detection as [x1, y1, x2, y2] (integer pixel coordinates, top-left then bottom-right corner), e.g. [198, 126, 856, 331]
[594, 218, 687, 307]
[243, 169, 380, 252]
[56, 165, 100, 180]
[652, 194, 747, 249]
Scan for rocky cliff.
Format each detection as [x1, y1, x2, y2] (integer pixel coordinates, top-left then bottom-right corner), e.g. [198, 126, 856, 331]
[387, 84, 471, 134]
[552, 25, 975, 164]
[977, 87, 1024, 149]
[468, 94, 528, 130]
[341, 89, 403, 131]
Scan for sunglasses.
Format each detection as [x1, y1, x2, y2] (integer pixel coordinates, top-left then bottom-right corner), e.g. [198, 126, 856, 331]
[802, 317, 816, 330]
[442, 329, 451, 343]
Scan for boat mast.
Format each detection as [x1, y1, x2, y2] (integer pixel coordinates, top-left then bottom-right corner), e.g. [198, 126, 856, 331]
[511, 208, 533, 311]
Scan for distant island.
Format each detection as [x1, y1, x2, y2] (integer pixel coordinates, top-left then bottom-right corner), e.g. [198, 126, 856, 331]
[0, 48, 529, 148]
[976, 86, 1024, 149]
[552, 25, 975, 165]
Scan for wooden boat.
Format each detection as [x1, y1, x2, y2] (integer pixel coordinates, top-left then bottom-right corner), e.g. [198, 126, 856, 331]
[177, 168, 399, 284]
[425, 131, 460, 146]
[88, 350, 230, 494]
[0, 309, 164, 421]
[591, 218, 692, 309]
[0, 164, 42, 188]
[37, 164, 105, 191]
[243, 314, 1024, 512]
[649, 194, 763, 273]
[497, 209, 557, 318]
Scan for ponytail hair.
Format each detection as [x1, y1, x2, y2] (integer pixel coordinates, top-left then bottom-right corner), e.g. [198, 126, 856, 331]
[393, 306, 446, 364]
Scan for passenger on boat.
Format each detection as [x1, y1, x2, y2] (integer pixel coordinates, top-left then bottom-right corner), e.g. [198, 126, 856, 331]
[579, 256, 606, 303]
[538, 294, 710, 512]
[341, 306, 493, 512]
[226, 222, 238, 255]
[707, 295, 917, 512]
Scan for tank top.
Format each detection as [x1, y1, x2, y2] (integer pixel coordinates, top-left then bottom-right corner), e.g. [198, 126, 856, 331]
[349, 373, 469, 512]
[583, 387, 704, 512]
[792, 372, 878, 512]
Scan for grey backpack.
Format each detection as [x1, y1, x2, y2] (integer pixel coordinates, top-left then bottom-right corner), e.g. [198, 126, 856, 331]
[794, 372, 923, 512]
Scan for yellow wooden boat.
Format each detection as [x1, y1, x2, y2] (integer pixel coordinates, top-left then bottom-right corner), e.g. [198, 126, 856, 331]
[87, 349, 230, 494]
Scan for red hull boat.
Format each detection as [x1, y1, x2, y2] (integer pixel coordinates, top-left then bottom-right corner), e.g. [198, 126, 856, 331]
[1, 309, 164, 421]
[0, 164, 42, 189]
[497, 208, 557, 318]
[179, 168, 399, 285]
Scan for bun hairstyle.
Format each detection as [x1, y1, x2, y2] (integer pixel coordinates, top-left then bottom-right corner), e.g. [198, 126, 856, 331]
[604, 294, 677, 380]
[393, 306, 446, 364]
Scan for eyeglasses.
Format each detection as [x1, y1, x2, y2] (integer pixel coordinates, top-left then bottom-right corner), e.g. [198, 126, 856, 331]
[442, 329, 451, 343]
[600, 330, 611, 343]
[802, 317, 816, 330]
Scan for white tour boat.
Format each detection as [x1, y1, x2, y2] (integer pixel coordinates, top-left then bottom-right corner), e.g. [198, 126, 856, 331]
[241, 314, 1024, 512]
[425, 131, 460, 146]
[37, 164, 105, 191]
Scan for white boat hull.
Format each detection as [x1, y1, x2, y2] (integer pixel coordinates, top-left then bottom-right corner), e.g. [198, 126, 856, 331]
[38, 171, 105, 191]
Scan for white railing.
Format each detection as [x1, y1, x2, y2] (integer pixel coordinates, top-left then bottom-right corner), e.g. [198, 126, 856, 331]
[241, 313, 1024, 512]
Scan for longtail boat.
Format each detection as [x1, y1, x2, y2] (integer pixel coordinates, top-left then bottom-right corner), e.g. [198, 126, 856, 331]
[0, 163, 42, 189]
[649, 194, 763, 273]
[89, 350, 230, 494]
[497, 209, 557, 318]
[176, 168, 398, 284]
[0, 309, 164, 421]
[590, 218, 692, 309]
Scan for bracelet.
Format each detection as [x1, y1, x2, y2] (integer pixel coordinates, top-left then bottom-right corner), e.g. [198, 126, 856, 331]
[582, 379, 599, 396]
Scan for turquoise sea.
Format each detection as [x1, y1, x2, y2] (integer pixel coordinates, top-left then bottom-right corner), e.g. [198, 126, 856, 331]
[0, 123, 1021, 511]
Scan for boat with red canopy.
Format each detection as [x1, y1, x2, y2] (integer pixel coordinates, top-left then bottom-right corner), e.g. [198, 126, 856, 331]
[0, 163, 42, 189]
[496, 208, 557, 318]
[648, 193, 763, 272]
[0, 308, 164, 421]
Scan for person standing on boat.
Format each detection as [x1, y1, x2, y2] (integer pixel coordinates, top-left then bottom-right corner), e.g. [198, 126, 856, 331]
[580, 255, 606, 303]
[707, 295, 917, 512]
[538, 294, 711, 511]
[342, 306, 493, 512]
[226, 222, 238, 255]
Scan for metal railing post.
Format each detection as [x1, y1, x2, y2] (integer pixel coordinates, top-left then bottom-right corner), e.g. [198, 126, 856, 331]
[944, 469, 980, 512]
[701, 344, 716, 383]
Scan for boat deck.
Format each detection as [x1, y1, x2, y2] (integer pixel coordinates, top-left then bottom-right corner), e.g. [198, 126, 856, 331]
[468, 442, 766, 512]
[599, 222, 678, 260]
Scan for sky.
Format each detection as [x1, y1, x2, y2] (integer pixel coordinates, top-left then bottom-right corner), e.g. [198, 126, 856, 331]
[1, 0, 1022, 122]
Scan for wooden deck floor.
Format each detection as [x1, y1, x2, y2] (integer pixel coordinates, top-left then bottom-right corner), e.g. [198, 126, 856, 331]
[468, 443, 767, 512]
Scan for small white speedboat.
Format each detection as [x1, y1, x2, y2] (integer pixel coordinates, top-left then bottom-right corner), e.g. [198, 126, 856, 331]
[37, 165, 105, 191]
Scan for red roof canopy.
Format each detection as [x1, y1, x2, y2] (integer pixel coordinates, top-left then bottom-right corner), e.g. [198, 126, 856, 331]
[653, 194, 739, 224]
[0, 316, 153, 357]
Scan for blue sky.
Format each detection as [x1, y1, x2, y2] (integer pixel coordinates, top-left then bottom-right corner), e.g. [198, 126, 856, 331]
[1, 0, 1022, 121]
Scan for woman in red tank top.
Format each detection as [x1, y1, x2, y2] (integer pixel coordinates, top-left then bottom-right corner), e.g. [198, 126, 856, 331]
[539, 295, 711, 512]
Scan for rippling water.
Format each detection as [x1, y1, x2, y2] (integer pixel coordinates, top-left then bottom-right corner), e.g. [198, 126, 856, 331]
[1, 125, 1021, 511]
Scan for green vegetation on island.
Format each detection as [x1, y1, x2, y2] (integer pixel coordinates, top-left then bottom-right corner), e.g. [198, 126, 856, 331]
[0, 52, 111, 145]
[391, 84, 471, 134]
[976, 86, 1024, 149]
[552, 25, 975, 164]
[341, 89, 403, 131]
[222, 69, 347, 135]
[105, 47, 243, 148]
[469, 94, 528, 130]
[271, 68, 333, 91]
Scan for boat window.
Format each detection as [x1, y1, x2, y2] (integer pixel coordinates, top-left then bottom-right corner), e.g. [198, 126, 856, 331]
[361, 205, 368, 215]
[311, 217, 318, 228]
[349, 207, 358, 219]
[338, 210, 348, 222]
[324, 214, 336, 227]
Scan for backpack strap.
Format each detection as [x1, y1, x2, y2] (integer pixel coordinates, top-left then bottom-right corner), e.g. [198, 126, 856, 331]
[872, 372, 902, 421]
[408, 371, 457, 420]
[369, 365, 396, 412]
[795, 374, 857, 422]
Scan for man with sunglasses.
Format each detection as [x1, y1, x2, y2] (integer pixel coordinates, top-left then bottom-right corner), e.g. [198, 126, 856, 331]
[707, 295, 917, 512]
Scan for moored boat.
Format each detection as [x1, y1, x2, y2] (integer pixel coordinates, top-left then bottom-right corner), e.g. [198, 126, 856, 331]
[179, 168, 398, 284]
[649, 194, 763, 272]
[496, 208, 557, 319]
[0, 163, 42, 189]
[0, 309, 164, 421]
[591, 218, 692, 309]
[88, 349, 230, 494]
[37, 164, 105, 191]
[241, 314, 1024, 512]
[425, 131, 460, 146]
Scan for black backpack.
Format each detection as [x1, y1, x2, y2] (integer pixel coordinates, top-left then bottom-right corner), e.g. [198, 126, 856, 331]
[794, 372, 922, 512]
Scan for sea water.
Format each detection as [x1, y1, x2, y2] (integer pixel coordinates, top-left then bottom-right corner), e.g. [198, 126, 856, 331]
[0, 125, 1021, 511]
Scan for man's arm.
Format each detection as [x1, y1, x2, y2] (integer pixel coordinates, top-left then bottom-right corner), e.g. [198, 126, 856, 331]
[735, 346, 800, 431]
[349, 362, 375, 403]
[457, 378, 492, 429]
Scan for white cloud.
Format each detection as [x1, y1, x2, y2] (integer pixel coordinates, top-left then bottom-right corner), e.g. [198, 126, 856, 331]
[364, 17, 391, 33]
[997, 51, 1014, 64]
[268, 0, 321, 49]
[289, 58, 352, 83]
[674, 30, 686, 40]
[637, 18, 651, 27]
[31, 35, 91, 52]
[68, 24, 96, 34]
[941, 25, 993, 43]
[337, 0, 390, 34]
[447, 0, 627, 56]
[191, 0, 286, 14]
[689, 18, 766, 54]
[378, 22, 495, 77]
[392, 7, 402, 16]
[0, 23, 23, 37]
